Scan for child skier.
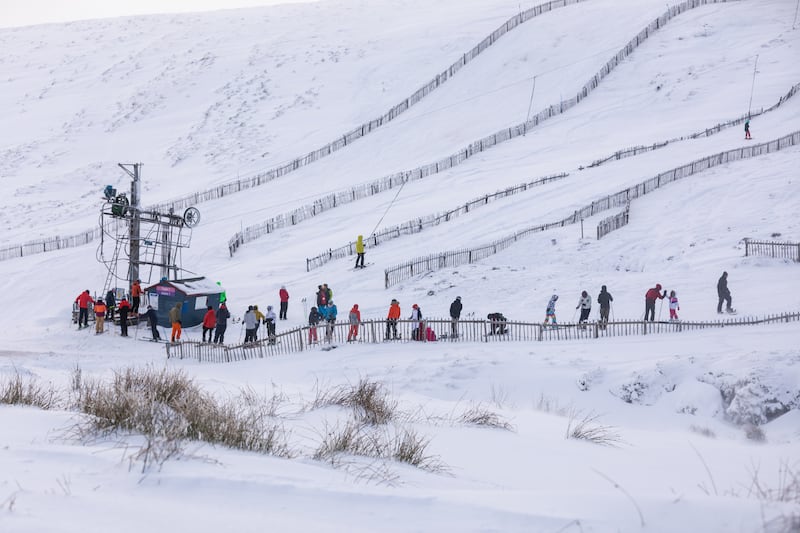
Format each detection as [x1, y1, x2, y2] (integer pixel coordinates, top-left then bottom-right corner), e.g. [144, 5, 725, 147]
[308, 306, 322, 344]
[347, 304, 361, 341]
[576, 290, 591, 328]
[669, 290, 680, 321]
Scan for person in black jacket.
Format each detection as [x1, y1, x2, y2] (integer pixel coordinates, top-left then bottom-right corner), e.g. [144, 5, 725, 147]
[214, 302, 231, 344]
[140, 305, 160, 341]
[717, 271, 733, 313]
[308, 306, 323, 344]
[449, 296, 462, 337]
[105, 289, 116, 320]
[597, 285, 613, 329]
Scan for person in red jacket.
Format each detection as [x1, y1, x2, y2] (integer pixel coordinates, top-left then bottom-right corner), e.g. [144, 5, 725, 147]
[347, 304, 361, 342]
[75, 290, 94, 329]
[202, 305, 216, 342]
[644, 283, 667, 321]
[279, 286, 289, 320]
[130, 279, 143, 314]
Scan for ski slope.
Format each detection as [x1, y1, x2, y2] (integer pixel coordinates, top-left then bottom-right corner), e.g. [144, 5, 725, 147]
[1, 1, 799, 531]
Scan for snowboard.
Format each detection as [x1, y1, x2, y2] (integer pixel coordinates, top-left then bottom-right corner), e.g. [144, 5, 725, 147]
[140, 337, 168, 344]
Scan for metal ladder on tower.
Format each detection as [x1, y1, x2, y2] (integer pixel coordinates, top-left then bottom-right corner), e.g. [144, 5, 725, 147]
[101, 238, 125, 301]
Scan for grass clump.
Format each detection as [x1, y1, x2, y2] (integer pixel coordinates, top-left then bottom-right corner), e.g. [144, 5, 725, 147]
[458, 403, 514, 431]
[565, 410, 623, 447]
[313, 378, 398, 425]
[0, 373, 58, 409]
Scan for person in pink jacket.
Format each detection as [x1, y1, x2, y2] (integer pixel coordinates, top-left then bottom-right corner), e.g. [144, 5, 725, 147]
[279, 286, 289, 320]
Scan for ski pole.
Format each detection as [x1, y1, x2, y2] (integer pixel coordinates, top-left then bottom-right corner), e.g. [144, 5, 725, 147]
[658, 299, 664, 321]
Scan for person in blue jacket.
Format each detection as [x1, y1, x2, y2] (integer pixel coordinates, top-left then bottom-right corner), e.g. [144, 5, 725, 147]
[324, 300, 338, 342]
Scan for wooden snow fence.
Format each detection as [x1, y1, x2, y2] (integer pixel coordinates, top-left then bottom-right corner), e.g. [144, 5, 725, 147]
[743, 239, 800, 262]
[165, 313, 800, 362]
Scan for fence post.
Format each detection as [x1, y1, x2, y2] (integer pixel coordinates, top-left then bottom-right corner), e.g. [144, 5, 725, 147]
[297, 329, 304, 351]
[370, 320, 377, 343]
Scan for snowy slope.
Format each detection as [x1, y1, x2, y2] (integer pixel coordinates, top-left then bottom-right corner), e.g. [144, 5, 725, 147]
[1, 1, 799, 532]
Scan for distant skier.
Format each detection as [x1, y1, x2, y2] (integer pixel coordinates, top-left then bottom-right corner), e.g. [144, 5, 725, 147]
[140, 305, 160, 341]
[253, 305, 265, 341]
[169, 302, 183, 342]
[597, 285, 613, 329]
[644, 284, 667, 321]
[308, 306, 323, 344]
[355, 235, 366, 268]
[410, 304, 423, 340]
[717, 271, 734, 314]
[279, 286, 289, 320]
[118, 297, 131, 337]
[386, 299, 401, 340]
[449, 296, 462, 338]
[130, 280, 142, 315]
[576, 290, 591, 327]
[214, 302, 230, 344]
[94, 299, 107, 334]
[744, 119, 751, 140]
[243, 306, 257, 343]
[668, 290, 680, 320]
[75, 290, 94, 329]
[544, 295, 558, 326]
[105, 289, 116, 321]
[202, 305, 216, 342]
[347, 304, 361, 341]
[264, 305, 278, 344]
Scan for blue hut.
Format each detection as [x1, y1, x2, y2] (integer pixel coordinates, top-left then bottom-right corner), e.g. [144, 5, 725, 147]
[144, 277, 224, 328]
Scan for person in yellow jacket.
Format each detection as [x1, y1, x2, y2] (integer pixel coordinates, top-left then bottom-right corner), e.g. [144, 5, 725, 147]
[355, 235, 366, 269]
[253, 305, 266, 341]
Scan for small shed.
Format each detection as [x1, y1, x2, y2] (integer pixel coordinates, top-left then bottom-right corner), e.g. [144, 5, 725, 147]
[144, 277, 224, 328]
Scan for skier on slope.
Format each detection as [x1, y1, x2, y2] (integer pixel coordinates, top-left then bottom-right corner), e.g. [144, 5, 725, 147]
[597, 285, 613, 329]
[117, 297, 131, 337]
[576, 290, 591, 328]
[243, 306, 257, 343]
[140, 305, 160, 341]
[75, 290, 94, 329]
[644, 284, 667, 321]
[169, 302, 183, 342]
[214, 302, 230, 344]
[744, 119, 751, 140]
[717, 271, 734, 314]
[130, 280, 143, 315]
[386, 299, 401, 340]
[264, 305, 278, 344]
[308, 306, 323, 344]
[202, 305, 216, 342]
[668, 290, 680, 321]
[279, 286, 289, 320]
[355, 235, 366, 269]
[347, 304, 361, 341]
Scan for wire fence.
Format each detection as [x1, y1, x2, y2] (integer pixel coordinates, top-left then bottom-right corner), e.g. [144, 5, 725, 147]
[743, 238, 800, 262]
[586, 82, 800, 168]
[305, 172, 568, 271]
[383, 130, 800, 287]
[228, 0, 735, 256]
[596, 202, 630, 240]
[164, 312, 800, 362]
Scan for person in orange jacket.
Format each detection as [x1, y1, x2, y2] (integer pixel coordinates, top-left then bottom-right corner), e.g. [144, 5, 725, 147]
[386, 299, 401, 340]
[75, 289, 94, 329]
[131, 279, 143, 314]
[94, 299, 107, 334]
[202, 305, 216, 342]
[347, 304, 361, 342]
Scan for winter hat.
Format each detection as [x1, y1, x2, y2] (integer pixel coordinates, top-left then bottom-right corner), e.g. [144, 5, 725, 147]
[456, 296, 461, 300]
[601, 285, 607, 291]
[412, 304, 419, 309]
[311, 306, 317, 311]
[656, 284, 662, 290]
[327, 300, 333, 305]
[254, 305, 259, 310]
[207, 305, 212, 310]
[353, 304, 358, 309]
[267, 305, 273, 311]
[551, 295, 559, 301]
[391, 299, 398, 304]
[248, 305, 253, 310]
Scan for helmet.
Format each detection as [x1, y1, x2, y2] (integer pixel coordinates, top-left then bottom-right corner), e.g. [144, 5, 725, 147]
[412, 304, 418, 308]
[456, 296, 461, 300]
[552, 294, 558, 300]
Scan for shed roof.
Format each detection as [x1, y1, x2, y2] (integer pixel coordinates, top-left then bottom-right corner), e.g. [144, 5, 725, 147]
[145, 277, 223, 297]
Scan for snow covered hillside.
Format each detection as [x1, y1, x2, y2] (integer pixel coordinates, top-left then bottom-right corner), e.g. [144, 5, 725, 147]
[1, 0, 799, 531]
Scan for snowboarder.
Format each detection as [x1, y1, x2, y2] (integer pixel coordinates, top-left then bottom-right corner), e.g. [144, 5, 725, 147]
[487, 313, 508, 335]
[140, 305, 160, 341]
[264, 305, 277, 344]
[94, 299, 107, 334]
[597, 285, 613, 329]
[308, 306, 323, 344]
[644, 284, 667, 321]
[214, 302, 230, 344]
[410, 304, 423, 340]
[449, 296, 462, 338]
[717, 271, 734, 314]
[118, 297, 131, 337]
[744, 119, 751, 140]
[202, 305, 216, 342]
[544, 295, 558, 326]
[75, 290, 94, 329]
[105, 289, 116, 321]
[355, 235, 366, 268]
[347, 304, 361, 341]
[669, 290, 680, 320]
[169, 302, 183, 342]
[576, 290, 591, 327]
[279, 286, 289, 320]
[386, 299, 401, 340]
[130, 280, 142, 315]
[243, 306, 257, 343]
